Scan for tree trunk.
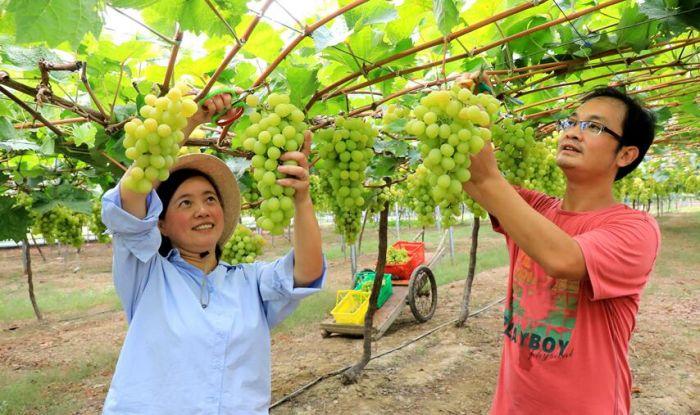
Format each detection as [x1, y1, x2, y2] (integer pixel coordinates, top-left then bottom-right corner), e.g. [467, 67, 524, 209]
[30, 233, 46, 262]
[341, 199, 390, 385]
[656, 195, 660, 216]
[340, 234, 346, 260]
[22, 238, 42, 320]
[357, 209, 370, 255]
[456, 217, 480, 327]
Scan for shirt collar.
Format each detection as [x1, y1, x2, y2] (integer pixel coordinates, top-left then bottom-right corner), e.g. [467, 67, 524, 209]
[165, 247, 237, 272]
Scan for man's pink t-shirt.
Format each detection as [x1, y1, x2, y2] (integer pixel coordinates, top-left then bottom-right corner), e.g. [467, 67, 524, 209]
[489, 188, 660, 415]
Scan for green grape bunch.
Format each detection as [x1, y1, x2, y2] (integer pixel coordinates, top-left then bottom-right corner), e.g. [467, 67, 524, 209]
[465, 195, 487, 219]
[241, 93, 309, 235]
[387, 246, 409, 265]
[33, 206, 88, 249]
[382, 104, 409, 125]
[122, 82, 199, 193]
[404, 165, 438, 227]
[315, 116, 377, 243]
[405, 86, 500, 227]
[90, 199, 111, 243]
[221, 225, 265, 264]
[491, 120, 564, 196]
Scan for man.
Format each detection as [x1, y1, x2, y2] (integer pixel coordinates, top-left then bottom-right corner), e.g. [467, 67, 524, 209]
[462, 87, 660, 414]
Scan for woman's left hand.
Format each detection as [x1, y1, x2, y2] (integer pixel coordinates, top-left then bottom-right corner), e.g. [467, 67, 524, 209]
[277, 131, 313, 203]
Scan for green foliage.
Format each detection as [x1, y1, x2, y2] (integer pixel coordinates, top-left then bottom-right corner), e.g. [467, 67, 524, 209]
[32, 205, 88, 248]
[6, 0, 103, 48]
[0, 0, 696, 247]
[0, 196, 31, 242]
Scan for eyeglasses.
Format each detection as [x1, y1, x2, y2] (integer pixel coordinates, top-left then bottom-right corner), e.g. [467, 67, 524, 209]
[556, 117, 623, 142]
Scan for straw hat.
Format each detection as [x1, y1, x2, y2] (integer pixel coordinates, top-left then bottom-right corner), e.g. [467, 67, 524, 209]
[166, 153, 240, 247]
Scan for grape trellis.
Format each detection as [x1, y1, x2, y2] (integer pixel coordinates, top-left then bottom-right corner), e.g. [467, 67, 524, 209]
[0, 0, 698, 382]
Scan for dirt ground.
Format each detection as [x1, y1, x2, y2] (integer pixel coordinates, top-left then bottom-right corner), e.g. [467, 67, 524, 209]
[0, 212, 698, 414]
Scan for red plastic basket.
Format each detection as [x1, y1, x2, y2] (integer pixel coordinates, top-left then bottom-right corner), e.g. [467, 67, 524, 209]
[383, 241, 425, 280]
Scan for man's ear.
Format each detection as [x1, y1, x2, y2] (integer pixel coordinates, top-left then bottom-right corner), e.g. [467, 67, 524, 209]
[616, 145, 639, 169]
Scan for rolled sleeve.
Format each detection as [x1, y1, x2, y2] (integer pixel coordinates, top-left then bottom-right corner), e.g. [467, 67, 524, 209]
[102, 185, 165, 321]
[102, 185, 163, 263]
[257, 249, 326, 328]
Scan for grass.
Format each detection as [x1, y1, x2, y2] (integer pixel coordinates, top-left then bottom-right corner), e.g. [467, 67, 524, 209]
[0, 280, 120, 322]
[0, 350, 117, 415]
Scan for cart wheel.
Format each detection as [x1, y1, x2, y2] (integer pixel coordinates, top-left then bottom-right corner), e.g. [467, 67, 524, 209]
[321, 329, 331, 338]
[407, 265, 437, 323]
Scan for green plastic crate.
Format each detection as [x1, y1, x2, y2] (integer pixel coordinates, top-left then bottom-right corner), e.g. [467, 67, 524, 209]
[353, 271, 393, 309]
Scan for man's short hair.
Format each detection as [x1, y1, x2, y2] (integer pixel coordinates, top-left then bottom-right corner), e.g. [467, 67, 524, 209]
[581, 87, 656, 180]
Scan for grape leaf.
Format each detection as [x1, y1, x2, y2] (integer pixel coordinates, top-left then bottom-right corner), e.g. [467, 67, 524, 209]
[0, 196, 31, 242]
[71, 123, 97, 148]
[8, 0, 103, 48]
[433, 0, 460, 36]
[284, 65, 320, 109]
[313, 18, 353, 52]
[32, 183, 93, 215]
[108, 0, 158, 7]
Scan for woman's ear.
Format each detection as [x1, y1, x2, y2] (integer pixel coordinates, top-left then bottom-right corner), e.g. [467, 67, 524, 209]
[616, 145, 639, 169]
[158, 219, 168, 237]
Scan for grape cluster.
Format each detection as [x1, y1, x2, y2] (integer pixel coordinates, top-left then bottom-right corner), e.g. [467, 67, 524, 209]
[404, 165, 438, 226]
[122, 82, 198, 193]
[492, 122, 564, 196]
[387, 246, 409, 265]
[33, 206, 87, 249]
[316, 116, 377, 243]
[309, 174, 331, 213]
[89, 199, 110, 243]
[465, 196, 487, 219]
[178, 146, 201, 156]
[221, 225, 265, 264]
[382, 104, 409, 126]
[405, 86, 500, 227]
[241, 93, 308, 235]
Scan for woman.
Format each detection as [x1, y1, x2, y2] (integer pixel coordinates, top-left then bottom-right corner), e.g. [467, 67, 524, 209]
[101, 93, 325, 414]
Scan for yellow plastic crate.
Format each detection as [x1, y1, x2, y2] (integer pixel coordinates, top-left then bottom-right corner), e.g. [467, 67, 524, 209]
[331, 290, 370, 325]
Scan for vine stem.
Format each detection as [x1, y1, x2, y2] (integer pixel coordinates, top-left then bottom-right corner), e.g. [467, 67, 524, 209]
[0, 71, 107, 124]
[510, 63, 698, 99]
[316, 0, 625, 107]
[512, 37, 700, 96]
[14, 117, 88, 129]
[196, 0, 275, 101]
[0, 85, 64, 136]
[254, 0, 370, 88]
[99, 151, 127, 172]
[305, 0, 539, 110]
[524, 76, 700, 121]
[514, 69, 691, 113]
[347, 75, 459, 117]
[160, 24, 184, 96]
[80, 62, 109, 119]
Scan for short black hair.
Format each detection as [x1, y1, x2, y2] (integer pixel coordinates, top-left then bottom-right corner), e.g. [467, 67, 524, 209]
[155, 168, 223, 259]
[581, 87, 655, 180]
